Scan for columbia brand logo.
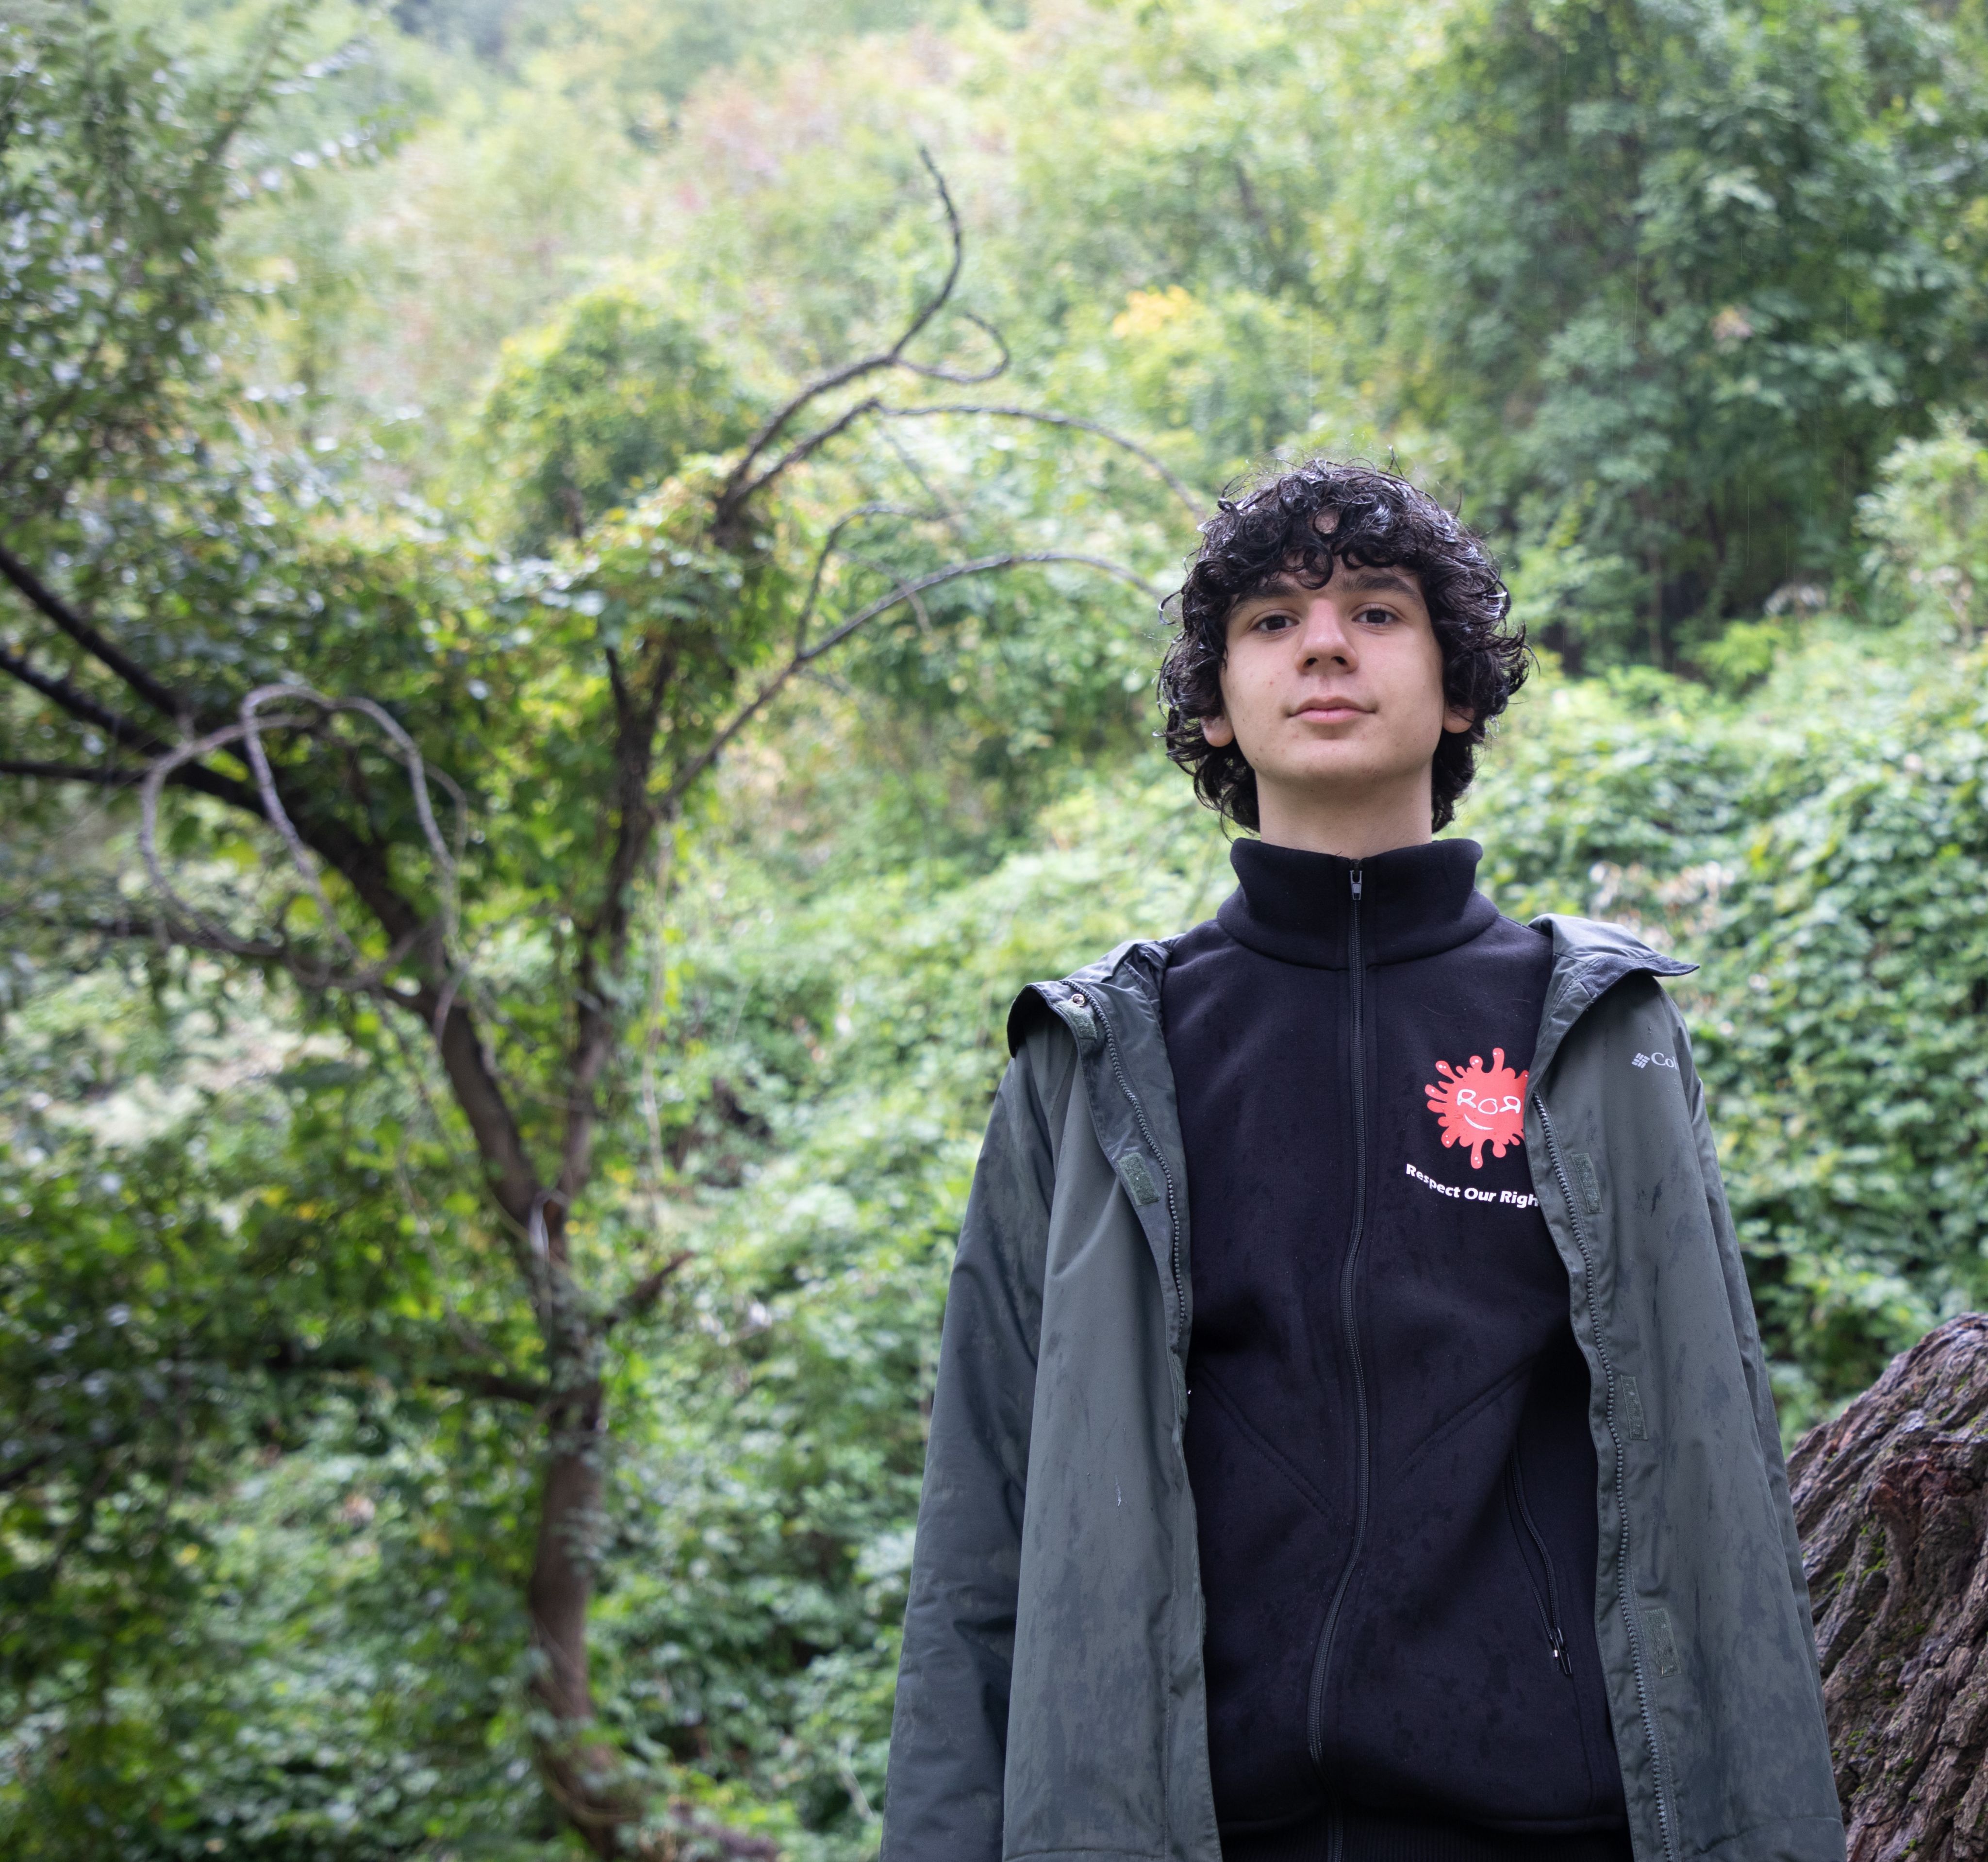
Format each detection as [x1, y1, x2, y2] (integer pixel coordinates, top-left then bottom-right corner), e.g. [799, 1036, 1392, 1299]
[1632, 1050, 1679, 1071]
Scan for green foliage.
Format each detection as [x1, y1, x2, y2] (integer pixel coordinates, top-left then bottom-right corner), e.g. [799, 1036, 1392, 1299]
[0, 1, 289, 517]
[543, 0, 995, 118]
[1857, 410, 1988, 643]
[473, 286, 759, 548]
[0, 958, 547, 1857]
[1352, 0, 1988, 662]
[14, 0, 1988, 1855]
[1465, 633, 1988, 1420]
[1692, 673, 1988, 1416]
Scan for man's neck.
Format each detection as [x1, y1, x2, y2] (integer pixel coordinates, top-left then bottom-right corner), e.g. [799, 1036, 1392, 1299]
[1253, 779, 1435, 861]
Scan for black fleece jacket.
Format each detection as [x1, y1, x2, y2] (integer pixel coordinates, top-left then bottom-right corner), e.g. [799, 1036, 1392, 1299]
[1163, 837, 1630, 1862]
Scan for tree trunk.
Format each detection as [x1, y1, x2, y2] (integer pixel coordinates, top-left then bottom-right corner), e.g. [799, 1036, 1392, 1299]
[523, 1388, 782, 1860]
[1790, 1312, 1988, 1860]
[528, 1388, 638, 1857]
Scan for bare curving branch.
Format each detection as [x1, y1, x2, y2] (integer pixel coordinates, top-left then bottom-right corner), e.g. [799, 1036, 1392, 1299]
[714, 150, 987, 526]
[132, 686, 470, 992]
[895, 309, 1009, 386]
[605, 1252, 694, 1333]
[663, 549, 1160, 813]
[138, 712, 325, 967]
[790, 502, 936, 651]
[720, 394, 887, 519]
[237, 684, 469, 956]
[0, 758, 146, 786]
[883, 402, 1208, 518]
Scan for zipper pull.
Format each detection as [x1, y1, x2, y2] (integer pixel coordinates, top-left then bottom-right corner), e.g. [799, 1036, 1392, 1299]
[1350, 865, 1363, 902]
[1549, 1628, 1572, 1676]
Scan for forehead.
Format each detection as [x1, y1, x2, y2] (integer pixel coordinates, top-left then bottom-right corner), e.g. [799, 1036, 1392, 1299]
[1230, 563, 1425, 608]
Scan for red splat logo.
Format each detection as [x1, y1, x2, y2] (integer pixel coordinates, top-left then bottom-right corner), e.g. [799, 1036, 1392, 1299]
[1425, 1048, 1529, 1169]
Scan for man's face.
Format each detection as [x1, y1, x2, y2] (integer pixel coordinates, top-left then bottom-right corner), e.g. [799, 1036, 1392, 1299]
[1200, 557, 1472, 822]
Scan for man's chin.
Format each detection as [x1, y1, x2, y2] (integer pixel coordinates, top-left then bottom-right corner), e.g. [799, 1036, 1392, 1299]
[1257, 757, 1422, 800]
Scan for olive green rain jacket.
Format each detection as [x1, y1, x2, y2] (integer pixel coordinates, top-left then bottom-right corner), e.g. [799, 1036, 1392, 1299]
[880, 913, 1844, 1862]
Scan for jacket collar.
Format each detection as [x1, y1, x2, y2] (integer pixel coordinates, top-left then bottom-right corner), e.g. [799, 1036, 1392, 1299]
[1008, 910, 1694, 1082]
[1004, 909, 1693, 1362]
[1525, 913, 1696, 1081]
[1216, 836, 1497, 969]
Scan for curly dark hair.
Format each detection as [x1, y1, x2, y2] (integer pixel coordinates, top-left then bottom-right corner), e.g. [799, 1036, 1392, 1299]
[1158, 460, 1527, 832]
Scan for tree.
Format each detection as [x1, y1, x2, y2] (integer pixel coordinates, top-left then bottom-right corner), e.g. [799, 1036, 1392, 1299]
[1348, 0, 1988, 666]
[473, 288, 760, 549]
[0, 9, 1187, 1851]
[1790, 1312, 1988, 1859]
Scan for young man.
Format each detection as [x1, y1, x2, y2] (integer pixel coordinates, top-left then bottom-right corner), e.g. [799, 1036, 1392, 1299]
[879, 463, 1843, 1862]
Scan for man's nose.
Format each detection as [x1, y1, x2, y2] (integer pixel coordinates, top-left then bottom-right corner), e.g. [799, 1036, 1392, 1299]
[1296, 599, 1355, 667]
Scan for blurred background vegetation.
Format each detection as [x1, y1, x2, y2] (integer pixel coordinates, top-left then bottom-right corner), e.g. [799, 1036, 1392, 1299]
[6, 0, 1988, 1854]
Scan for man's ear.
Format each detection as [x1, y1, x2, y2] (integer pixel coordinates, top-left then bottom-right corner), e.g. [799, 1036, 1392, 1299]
[1202, 712, 1236, 748]
[1441, 702, 1476, 736]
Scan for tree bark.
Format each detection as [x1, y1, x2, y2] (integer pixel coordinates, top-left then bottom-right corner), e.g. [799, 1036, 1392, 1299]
[1790, 1313, 1988, 1860]
[527, 1386, 643, 1857]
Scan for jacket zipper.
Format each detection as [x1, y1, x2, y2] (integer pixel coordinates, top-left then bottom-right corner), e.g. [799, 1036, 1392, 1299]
[1535, 1096, 1677, 1862]
[1307, 864, 1369, 1772]
[1504, 1440, 1573, 1675]
[1088, 994, 1186, 1350]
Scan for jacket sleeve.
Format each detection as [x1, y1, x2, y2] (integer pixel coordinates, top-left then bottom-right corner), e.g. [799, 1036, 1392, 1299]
[1669, 1000, 1816, 1630]
[879, 1024, 1074, 1862]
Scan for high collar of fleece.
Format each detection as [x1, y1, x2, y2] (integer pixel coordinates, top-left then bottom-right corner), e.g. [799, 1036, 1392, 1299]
[1216, 835, 1496, 969]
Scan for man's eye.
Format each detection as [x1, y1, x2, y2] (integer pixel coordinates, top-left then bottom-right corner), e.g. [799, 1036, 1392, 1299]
[1356, 605, 1397, 625]
[1255, 612, 1296, 632]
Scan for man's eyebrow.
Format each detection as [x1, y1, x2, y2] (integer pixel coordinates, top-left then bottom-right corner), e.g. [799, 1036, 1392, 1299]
[1233, 575, 1308, 603]
[1333, 567, 1419, 596]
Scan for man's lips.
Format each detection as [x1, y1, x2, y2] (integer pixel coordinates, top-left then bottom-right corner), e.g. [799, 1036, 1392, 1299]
[1292, 698, 1370, 720]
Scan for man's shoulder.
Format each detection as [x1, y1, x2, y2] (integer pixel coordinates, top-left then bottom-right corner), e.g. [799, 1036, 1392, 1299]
[1526, 911, 1694, 979]
[1003, 929, 1192, 1057]
[1526, 913, 1698, 1076]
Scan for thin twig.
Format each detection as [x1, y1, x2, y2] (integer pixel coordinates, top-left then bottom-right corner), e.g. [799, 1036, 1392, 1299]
[894, 309, 1010, 386]
[876, 424, 971, 546]
[790, 503, 930, 653]
[714, 150, 980, 522]
[605, 1252, 693, 1332]
[725, 396, 885, 517]
[663, 550, 1159, 810]
[243, 685, 467, 943]
[882, 403, 1206, 518]
[139, 715, 313, 963]
[237, 688, 360, 965]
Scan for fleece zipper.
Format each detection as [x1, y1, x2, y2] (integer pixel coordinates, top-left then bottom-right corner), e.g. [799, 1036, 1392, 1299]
[1307, 864, 1370, 1777]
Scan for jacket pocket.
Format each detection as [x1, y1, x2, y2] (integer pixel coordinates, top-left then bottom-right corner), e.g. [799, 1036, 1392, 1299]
[1503, 1441, 1574, 1678]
